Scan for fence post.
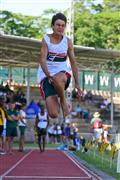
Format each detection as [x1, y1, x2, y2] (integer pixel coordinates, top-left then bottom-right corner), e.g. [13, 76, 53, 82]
[117, 149, 120, 173]
[115, 133, 120, 144]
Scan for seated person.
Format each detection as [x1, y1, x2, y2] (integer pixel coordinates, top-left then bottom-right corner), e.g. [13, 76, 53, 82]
[75, 104, 82, 118]
[100, 98, 111, 110]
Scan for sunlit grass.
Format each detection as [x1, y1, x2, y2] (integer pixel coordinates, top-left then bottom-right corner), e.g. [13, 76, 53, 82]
[75, 149, 120, 180]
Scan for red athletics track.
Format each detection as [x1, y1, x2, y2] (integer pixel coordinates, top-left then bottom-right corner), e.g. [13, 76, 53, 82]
[0, 149, 100, 180]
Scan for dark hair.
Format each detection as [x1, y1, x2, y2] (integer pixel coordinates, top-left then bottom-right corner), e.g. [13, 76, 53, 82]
[51, 13, 67, 26]
[9, 98, 16, 104]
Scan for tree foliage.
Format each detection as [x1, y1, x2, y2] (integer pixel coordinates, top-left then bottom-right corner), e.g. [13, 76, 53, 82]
[103, 0, 120, 11]
[0, 9, 57, 39]
[0, 0, 120, 50]
[74, 0, 120, 49]
[0, 10, 43, 39]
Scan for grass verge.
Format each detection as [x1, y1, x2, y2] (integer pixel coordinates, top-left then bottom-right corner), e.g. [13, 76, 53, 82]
[75, 150, 120, 180]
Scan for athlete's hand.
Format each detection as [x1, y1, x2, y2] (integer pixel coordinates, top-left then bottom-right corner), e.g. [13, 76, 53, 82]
[47, 73, 53, 84]
[75, 83, 83, 97]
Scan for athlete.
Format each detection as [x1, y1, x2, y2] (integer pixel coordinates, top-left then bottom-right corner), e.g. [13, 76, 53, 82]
[35, 105, 49, 152]
[38, 13, 82, 119]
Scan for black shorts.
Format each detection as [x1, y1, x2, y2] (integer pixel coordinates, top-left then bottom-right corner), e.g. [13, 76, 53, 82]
[48, 133, 53, 137]
[37, 127, 47, 136]
[0, 125, 3, 136]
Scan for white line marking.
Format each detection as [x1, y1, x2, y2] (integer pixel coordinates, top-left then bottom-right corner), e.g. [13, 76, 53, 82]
[0, 150, 33, 180]
[5, 176, 91, 179]
[65, 151, 102, 180]
[1, 150, 93, 180]
[64, 151, 92, 178]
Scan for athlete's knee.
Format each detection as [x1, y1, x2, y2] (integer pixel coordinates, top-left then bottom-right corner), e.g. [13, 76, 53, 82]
[48, 111, 58, 119]
[53, 73, 67, 83]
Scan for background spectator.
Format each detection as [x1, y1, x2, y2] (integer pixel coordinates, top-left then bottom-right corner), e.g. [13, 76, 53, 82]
[6, 100, 19, 154]
[18, 103, 27, 152]
[91, 112, 102, 142]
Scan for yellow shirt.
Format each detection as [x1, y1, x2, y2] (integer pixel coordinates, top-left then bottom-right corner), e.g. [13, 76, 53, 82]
[0, 107, 5, 126]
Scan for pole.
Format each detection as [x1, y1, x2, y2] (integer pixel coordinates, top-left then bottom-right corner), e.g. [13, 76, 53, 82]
[66, 0, 74, 42]
[64, 0, 74, 123]
[110, 61, 114, 127]
[26, 52, 31, 105]
[27, 66, 30, 105]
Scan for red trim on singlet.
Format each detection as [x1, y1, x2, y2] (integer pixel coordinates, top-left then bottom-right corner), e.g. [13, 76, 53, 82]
[65, 72, 71, 78]
[48, 52, 66, 57]
[40, 80, 45, 99]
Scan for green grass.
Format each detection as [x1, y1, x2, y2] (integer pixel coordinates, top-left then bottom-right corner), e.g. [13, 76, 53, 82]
[74, 150, 120, 180]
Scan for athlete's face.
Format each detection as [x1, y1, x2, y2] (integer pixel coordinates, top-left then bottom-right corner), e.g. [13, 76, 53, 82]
[52, 19, 66, 36]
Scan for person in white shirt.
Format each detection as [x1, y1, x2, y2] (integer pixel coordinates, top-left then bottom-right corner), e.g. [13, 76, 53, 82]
[18, 103, 27, 152]
[35, 105, 49, 152]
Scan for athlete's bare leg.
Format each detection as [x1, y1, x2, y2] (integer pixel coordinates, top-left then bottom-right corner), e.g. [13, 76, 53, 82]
[45, 72, 70, 119]
[52, 72, 70, 117]
[42, 135, 46, 151]
[19, 135, 24, 152]
[46, 95, 60, 118]
[38, 135, 42, 152]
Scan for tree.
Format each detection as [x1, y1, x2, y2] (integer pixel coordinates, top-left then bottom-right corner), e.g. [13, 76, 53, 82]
[0, 8, 59, 39]
[73, 0, 120, 50]
[0, 10, 43, 39]
[103, 0, 120, 11]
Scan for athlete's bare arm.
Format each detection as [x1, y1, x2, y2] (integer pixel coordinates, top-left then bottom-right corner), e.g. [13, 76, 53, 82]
[67, 38, 82, 96]
[40, 39, 51, 78]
